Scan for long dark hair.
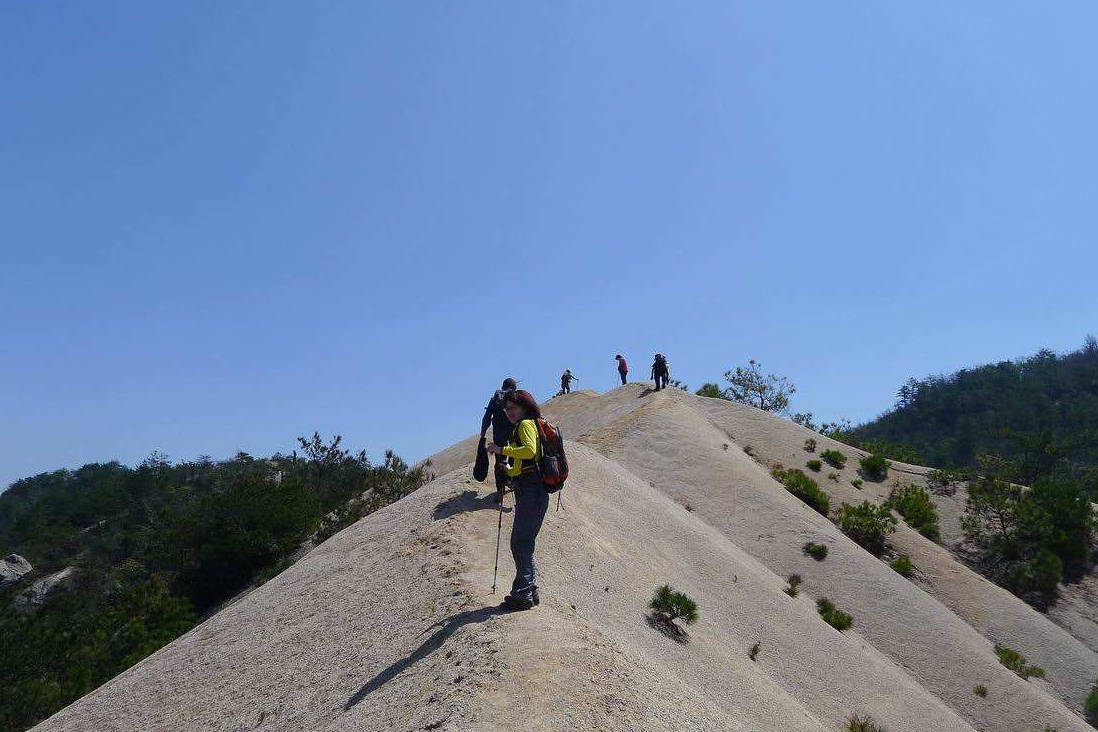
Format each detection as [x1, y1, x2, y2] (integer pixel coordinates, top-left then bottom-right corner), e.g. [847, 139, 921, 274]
[505, 389, 542, 419]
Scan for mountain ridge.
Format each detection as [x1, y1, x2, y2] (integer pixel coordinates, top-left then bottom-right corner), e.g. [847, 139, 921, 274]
[31, 385, 1097, 731]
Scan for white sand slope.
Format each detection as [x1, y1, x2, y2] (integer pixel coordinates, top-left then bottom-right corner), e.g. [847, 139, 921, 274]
[34, 385, 1095, 732]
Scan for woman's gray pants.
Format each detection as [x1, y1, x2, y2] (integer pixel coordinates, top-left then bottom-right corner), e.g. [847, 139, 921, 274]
[510, 473, 550, 600]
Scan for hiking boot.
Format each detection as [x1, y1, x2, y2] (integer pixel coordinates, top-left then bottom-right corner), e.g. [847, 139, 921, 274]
[502, 594, 535, 611]
[532, 587, 540, 606]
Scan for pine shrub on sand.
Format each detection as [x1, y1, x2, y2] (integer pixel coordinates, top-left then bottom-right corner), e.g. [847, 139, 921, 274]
[649, 584, 698, 626]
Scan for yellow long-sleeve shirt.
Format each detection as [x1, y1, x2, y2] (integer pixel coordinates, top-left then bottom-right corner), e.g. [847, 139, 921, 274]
[501, 419, 540, 477]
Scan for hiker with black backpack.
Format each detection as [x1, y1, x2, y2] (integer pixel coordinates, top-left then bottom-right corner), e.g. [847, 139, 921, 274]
[651, 353, 670, 391]
[486, 389, 567, 610]
[480, 377, 518, 502]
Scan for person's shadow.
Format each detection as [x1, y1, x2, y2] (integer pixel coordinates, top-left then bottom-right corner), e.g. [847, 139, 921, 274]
[433, 489, 511, 520]
[343, 605, 505, 711]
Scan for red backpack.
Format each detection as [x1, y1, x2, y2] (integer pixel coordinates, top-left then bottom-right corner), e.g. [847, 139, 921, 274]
[533, 417, 568, 492]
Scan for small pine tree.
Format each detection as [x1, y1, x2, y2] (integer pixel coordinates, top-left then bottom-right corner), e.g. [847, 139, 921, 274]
[889, 555, 913, 577]
[774, 468, 831, 516]
[994, 644, 1046, 680]
[1085, 680, 1098, 725]
[859, 454, 891, 481]
[818, 598, 854, 631]
[820, 449, 847, 469]
[836, 501, 897, 556]
[695, 383, 724, 398]
[848, 714, 886, 732]
[649, 584, 699, 626]
[887, 484, 941, 543]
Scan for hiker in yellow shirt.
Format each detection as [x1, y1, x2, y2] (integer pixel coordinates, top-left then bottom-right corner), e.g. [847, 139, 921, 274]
[486, 390, 549, 610]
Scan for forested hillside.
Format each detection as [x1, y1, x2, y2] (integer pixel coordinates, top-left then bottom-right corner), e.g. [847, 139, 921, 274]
[0, 435, 430, 732]
[852, 337, 1098, 493]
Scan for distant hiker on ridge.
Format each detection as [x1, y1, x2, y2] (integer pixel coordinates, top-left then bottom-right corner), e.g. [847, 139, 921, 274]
[615, 354, 628, 385]
[481, 377, 518, 502]
[651, 353, 670, 391]
[486, 390, 549, 611]
[560, 369, 577, 394]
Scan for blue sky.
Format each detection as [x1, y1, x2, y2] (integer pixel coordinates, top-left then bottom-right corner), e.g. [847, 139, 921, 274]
[2, 2, 1096, 489]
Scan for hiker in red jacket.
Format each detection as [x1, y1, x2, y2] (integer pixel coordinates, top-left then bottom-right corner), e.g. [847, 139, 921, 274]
[615, 354, 628, 385]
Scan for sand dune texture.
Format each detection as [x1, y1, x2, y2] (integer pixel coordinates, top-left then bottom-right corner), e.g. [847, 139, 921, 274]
[34, 385, 1097, 731]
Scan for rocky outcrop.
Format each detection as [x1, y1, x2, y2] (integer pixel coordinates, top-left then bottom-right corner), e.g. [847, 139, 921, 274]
[0, 554, 32, 587]
[15, 566, 76, 607]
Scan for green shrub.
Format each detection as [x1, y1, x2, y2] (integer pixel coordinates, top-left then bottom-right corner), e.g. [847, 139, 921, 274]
[848, 715, 885, 732]
[887, 484, 941, 543]
[852, 478, 864, 489]
[962, 473, 1091, 606]
[649, 584, 699, 626]
[926, 468, 969, 495]
[696, 383, 724, 399]
[1086, 681, 1098, 725]
[994, 644, 1046, 680]
[828, 472, 839, 481]
[804, 438, 817, 452]
[749, 642, 760, 661]
[859, 454, 891, 481]
[1009, 549, 1063, 599]
[836, 501, 897, 556]
[821, 449, 847, 469]
[806, 459, 822, 472]
[773, 469, 831, 516]
[784, 574, 802, 597]
[973, 684, 987, 697]
[889, 555, 913, 577]
[803, 542, 829, 560]
[817, 598, 853, 631]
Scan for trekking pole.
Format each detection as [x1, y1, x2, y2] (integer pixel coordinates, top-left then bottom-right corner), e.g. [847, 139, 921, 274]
[491, 492, 504, 594]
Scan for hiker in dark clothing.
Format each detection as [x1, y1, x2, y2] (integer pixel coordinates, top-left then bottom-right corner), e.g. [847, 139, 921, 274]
[651, 353, 670, 391]
[560, 369, 576, 394]
[486, 389, 547, 611]
[481, 377, 518, 501]
[615, 354, 628, 385]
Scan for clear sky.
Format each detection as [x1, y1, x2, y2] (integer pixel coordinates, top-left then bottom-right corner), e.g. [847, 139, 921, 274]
[2, 2, 1096, 490]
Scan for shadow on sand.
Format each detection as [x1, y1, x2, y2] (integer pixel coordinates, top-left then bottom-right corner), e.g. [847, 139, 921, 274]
[645, 613, 689, 644]
[433, 489, 510, 521]
[344, 605, 506, 711]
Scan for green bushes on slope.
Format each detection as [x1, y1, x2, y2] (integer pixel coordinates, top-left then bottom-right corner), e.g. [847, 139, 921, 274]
[887, 484, 941, 543]
[772, 468, 831, 516]
[0, 436, 430, 732]
[836, 501, 897, 556]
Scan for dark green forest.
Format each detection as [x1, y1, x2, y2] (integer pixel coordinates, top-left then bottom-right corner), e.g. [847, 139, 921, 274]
[848, 338, 1098, 608]
[851, 336, 1098, 493]
[0, 434, 430, 732]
